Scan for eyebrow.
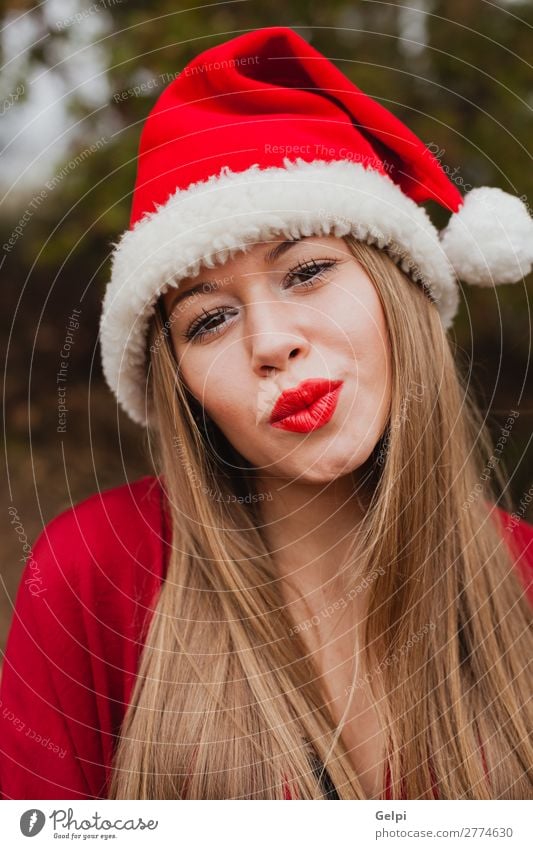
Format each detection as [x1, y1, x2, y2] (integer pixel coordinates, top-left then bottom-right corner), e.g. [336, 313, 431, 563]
[166, 236, 309, 312]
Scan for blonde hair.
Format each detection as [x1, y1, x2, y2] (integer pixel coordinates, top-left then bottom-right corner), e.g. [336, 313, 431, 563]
[108, 236, 533, 799]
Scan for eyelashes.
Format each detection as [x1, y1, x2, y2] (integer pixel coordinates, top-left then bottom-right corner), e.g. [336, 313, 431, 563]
[181, 257, 340, 344]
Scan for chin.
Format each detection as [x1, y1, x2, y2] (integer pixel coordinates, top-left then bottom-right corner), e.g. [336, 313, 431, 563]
[283, 442, 375, 485]
[311, 458, 368, 484]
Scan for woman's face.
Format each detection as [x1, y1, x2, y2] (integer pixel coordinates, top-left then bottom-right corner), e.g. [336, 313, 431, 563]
[161, 235, 392, 484]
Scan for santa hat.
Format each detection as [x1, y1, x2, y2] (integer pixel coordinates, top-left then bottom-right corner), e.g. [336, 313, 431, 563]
[100, 26, 533, 427]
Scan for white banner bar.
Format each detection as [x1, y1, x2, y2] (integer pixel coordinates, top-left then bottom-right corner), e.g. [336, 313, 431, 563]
[1, 799, 531, 848]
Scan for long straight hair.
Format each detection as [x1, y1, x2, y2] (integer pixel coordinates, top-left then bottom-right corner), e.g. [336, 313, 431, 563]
[108, 236, 533, 799]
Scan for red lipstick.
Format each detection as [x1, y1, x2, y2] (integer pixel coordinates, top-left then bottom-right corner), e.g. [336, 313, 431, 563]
[269, 378, 343, 433]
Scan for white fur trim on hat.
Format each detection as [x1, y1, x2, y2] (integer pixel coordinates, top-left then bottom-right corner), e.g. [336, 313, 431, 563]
[439, 186, 533, 286]
[100, 158, 458, 427]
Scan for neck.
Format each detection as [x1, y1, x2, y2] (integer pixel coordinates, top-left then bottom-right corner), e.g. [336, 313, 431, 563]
[254, 469, 370, 623]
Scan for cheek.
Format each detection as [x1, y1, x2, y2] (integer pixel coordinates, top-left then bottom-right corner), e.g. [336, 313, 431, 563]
[334, 289, 390, 378]
[335, 297, 392, 421]
[355, 322, 390, 387]
[177, 348, 244, 425]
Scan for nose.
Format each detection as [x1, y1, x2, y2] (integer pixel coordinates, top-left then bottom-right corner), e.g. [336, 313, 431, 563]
[246, 298, 309, 377]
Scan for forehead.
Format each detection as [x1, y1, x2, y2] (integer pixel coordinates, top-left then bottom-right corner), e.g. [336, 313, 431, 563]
[168, 233, 351, 293]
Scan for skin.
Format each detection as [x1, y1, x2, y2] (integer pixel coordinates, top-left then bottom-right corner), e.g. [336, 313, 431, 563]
[162, 233, 392, 797]
[162, 230, 392, 610]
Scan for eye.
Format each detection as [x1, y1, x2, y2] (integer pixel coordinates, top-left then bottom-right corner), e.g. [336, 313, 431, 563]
[183, 305, 239, 344]
[283, 258, 338, 290]
[182, 258, 339, 343]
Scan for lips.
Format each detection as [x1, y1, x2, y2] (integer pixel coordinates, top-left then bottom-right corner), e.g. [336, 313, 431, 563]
[269, 378, 344, 426]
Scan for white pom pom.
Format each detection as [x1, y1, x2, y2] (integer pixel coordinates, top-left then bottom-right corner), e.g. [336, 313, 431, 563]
[439, 186, 533, 287]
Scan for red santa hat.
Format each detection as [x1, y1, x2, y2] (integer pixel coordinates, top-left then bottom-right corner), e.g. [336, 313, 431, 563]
[100, 26, 533, 427]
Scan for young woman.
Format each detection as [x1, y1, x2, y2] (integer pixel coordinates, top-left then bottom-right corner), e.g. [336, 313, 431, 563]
[1, 26, 532, 802]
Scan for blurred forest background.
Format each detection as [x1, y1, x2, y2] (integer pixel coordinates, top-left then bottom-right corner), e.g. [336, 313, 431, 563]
[1, 0, 533, 653]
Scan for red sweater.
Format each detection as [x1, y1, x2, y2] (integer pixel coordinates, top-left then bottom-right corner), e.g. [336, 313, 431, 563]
[1, 475, 532, 800]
